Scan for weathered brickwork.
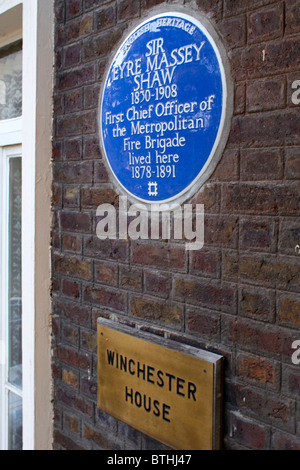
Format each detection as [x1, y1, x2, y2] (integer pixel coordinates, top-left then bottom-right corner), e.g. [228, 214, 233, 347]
[52, 0, 300, 450]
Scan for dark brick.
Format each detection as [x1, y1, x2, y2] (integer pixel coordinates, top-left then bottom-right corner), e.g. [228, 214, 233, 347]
[95, 4, 116, 31]
[239, 217, 277, 252]
[220, 15, 246, 48]
[279, 218, 300, 255]
[246, 78, 285, 112]
[285, 147, 300, 179]
[240, 148, 282, 180]
[117, 0, 140, 22]
[285, 0, 300, 34]
[248, 4, 283, 43]
[64, 42, 81, 67]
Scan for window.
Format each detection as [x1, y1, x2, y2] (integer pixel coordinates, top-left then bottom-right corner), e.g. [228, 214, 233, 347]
[0, 146, 22, 450]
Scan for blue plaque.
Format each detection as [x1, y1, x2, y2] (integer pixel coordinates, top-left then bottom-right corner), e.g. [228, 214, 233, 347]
[100, 12, 230, 204]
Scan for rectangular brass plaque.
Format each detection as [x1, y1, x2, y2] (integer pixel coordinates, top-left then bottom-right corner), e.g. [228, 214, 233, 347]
[97, 318, 223, 450]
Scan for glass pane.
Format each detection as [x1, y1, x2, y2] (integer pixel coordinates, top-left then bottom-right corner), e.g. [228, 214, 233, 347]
[0, 41, 22, 120]
[7, 391, 22, 450]
[8, 157, 22, 389]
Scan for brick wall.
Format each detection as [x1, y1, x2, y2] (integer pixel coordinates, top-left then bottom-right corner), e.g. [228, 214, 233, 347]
[51, 0, 300, 450]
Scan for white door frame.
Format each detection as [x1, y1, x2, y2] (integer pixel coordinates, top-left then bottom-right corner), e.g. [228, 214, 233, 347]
[0, 0, 53, 450]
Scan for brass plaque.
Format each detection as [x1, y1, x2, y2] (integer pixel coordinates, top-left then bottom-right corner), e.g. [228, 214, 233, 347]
[97, 319, 223, 450]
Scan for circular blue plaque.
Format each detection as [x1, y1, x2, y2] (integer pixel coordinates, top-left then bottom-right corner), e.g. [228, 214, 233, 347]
[100, 11, 230, 204]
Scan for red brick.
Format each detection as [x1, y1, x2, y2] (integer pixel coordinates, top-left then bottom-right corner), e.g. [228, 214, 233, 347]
[84, 285, 126, 312]
[229, 110, 300, 148]
[230, 413, 268, 450]
[54, 430, 87, 451]
[234, 383, 295, 431]
[67, 0, 81, 19]
[144, 270, 171, 298]
[83, 424, 122, 450]
[205, 215, 238, 248]
[120, 267, 142, 291]
[211, 149, 239, 181]
[58, 64, 95, 90]
[57, 388, 93, 417]
[64, 43, 81, 67]
[62, 279, 80, 299]
[282, 365, 300, 399]
[64, 138, 82, 160]
[54, 254, 92, 280]
[191, 249, 221, 278]
[174, 277, 236, 313]
[132, 241, 186, 271]
[225, 317, 295, 358]
[224, 252, 300, 291]
[83, 135, 101, 159]
[236, 354, 278, 386]
[65, 89, 83, 113]
[272, 430, 300, 450]
[56, 345, 91, 370]
[81, 187, 118, 207]
[62, 234, 82, 253]
[54, 161, 93, 183]
[278, 294, 300, 327]
[83, 26, 126, 60]
[53, 299, 89, 325]
[94, 262, 118, 286]
[57, 110, 97, 137]
[239, 285, 275, 322]
[59, 210, 92, 232]
[62, 323, 79, 346]
[186, 307, 220, 338]
[220, 15, 246, 48]
[84, 237, 128, 261]
[57, 15, 93, 46]
[131, 296, 183, 328]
